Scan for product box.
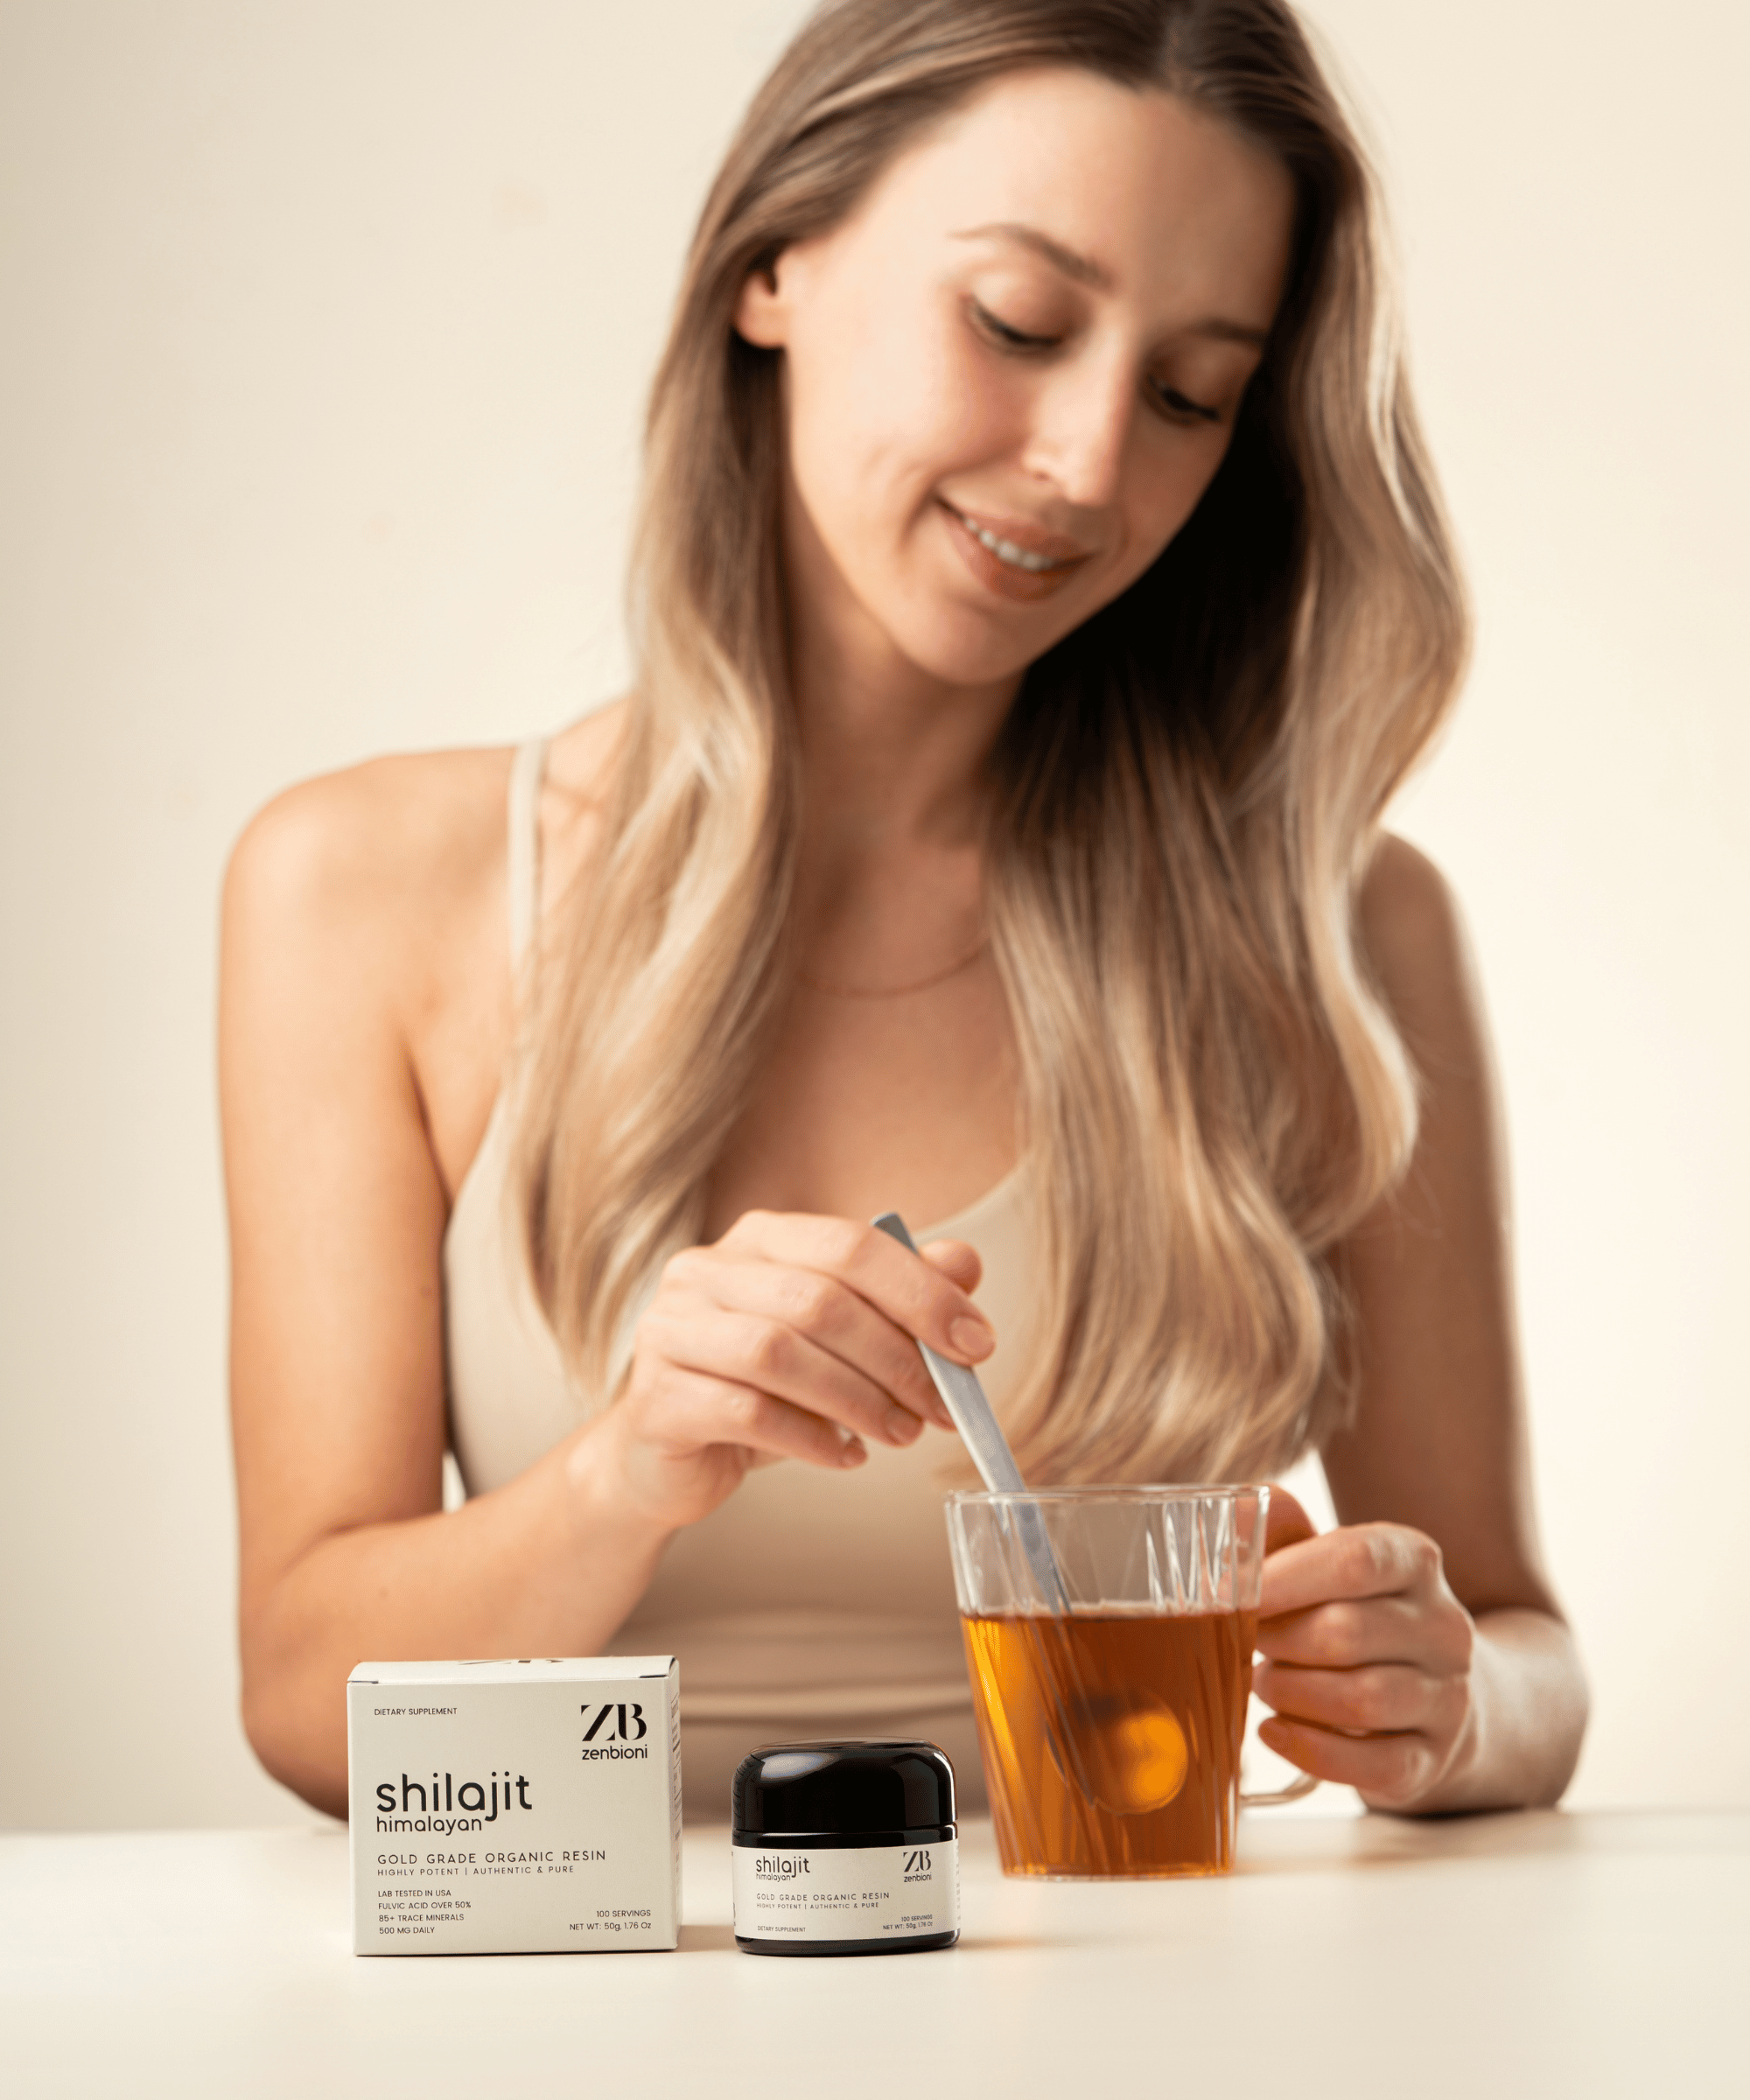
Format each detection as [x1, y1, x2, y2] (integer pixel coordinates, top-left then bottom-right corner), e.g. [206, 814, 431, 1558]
[346, 1656, 681, 1954]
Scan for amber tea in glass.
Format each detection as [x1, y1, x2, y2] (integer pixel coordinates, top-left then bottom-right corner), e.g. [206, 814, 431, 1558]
[945, 1488, 1314, 1879]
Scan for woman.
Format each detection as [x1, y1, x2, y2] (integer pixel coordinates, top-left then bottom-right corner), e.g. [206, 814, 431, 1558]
[222, 0, 1587, 1823]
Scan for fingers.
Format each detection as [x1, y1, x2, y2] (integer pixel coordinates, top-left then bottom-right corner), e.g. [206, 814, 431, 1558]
[621, 1213, 1002, 1522]
[716, 1212, 996, 1364]
[1259, 1521, 1446, 1620]
[640, 1366, 871, 1473]
[661, 1256, 953, 1430]
[1255, 1714, 1446, 1809]
[1264, 1485, 1317, 1554]
[1256, 1591, 1474, 1674]
[1248, 1517, 1477, 1814]
[918, 1237, 983, 1295]
[643, 1296, 935, 1448]
[1253, 1657, 1464, 1739]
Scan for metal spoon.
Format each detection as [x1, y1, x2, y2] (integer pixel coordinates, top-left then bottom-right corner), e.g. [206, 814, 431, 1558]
[874, 1210, 1111, 1866]
[871, 1211, 1070, 1613]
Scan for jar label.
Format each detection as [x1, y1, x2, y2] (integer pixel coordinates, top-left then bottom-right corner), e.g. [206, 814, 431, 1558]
[732, 1839, 959, 1942]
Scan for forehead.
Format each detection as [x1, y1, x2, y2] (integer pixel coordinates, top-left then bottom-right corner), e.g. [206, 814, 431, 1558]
[841, 65, 1295, 326]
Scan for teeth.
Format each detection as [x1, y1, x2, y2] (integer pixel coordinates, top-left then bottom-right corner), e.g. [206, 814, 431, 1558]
[962, 514, 1065, 573]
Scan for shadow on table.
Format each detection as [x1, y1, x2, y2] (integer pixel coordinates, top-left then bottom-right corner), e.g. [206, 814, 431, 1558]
[955, 1932, 1102, 1953]
[678, 1922, 1093, 1955]
[677, 1922, 1097, 1955]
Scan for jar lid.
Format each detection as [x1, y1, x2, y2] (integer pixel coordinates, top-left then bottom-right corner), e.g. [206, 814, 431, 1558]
[732, 1740, 956, 1838]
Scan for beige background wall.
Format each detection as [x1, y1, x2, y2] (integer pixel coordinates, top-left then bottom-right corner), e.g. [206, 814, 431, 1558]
[1, 0, 1744, 1830]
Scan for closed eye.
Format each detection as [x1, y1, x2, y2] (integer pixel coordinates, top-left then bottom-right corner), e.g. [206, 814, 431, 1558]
[969, 299, 1060, 353]
[973, 301, 1224, 426]
[1154, 385, 1221, 425]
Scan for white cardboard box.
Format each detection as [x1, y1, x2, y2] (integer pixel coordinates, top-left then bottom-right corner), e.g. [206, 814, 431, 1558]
[346, 1656, 681, 1954]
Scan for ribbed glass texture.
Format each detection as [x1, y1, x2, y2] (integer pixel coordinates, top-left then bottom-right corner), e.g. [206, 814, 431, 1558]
[944, 1487, 1272, 1879]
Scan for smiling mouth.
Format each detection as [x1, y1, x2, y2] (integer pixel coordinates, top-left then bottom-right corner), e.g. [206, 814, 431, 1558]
[939, 500, 1093, 604]
[956, 514, 1068, 573]
[943, 502, 1088, 573]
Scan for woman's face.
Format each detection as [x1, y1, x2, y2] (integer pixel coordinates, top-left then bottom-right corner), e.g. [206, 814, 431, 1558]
[736, 66, 1297, 695]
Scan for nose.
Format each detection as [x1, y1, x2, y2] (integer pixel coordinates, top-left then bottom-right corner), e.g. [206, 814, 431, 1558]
[1020, 348, 1137, 513]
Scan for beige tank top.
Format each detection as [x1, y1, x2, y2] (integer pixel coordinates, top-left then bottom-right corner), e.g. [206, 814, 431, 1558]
[444, 738, 1039, 1818]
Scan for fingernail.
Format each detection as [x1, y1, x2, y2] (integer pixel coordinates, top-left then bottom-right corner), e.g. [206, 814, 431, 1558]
[887, 1406, 922, 1444]
[841, 1437, 868, 1466]
[949, 1315, 995, 1361]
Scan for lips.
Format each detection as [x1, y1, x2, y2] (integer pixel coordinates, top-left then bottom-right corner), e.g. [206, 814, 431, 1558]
[939, 500, 1094, 606]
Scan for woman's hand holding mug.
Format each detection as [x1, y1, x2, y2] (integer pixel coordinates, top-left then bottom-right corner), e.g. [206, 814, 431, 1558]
[1254, 1490, 1480, 1811]
[586, 1212, 993, 1532]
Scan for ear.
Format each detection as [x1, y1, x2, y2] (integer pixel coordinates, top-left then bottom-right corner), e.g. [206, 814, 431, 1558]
[732, 253, 793, 348]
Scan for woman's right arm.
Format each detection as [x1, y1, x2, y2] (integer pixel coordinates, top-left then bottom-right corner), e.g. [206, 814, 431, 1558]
[221, 767, 985, 1819]
[222, 764, 669, 1817]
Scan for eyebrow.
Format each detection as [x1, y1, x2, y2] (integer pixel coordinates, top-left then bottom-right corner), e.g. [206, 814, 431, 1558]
[952, 220, 1271, 348]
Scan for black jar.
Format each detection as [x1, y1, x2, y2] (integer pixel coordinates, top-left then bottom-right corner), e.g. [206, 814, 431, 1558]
[731, 1740, 958, 1956]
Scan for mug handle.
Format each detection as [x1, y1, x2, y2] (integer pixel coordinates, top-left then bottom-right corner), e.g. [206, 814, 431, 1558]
[1239, 1684, 1319, 1807]
[1240, 1768, 1320, 1809]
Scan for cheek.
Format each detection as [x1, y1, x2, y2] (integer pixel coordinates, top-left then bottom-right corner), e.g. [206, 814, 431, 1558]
[787, 305, 1015, 552]
[1115, 438, 1233, 586]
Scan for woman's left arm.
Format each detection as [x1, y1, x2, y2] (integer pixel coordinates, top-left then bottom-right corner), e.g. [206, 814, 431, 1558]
[1254, 836, 1589, 1813]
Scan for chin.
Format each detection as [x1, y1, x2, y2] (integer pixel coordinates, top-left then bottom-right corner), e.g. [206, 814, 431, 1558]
[904, 630, 1043, 692]
[880, 596, 1070, 692]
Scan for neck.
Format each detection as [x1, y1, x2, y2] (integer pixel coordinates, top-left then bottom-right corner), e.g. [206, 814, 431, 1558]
[794, 626, 1014, 859]
[787, 547, 1016, 862]
[782, 519, 1016, 976]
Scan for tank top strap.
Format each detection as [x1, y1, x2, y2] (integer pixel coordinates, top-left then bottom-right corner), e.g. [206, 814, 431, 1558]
[505, 736, 550, 969]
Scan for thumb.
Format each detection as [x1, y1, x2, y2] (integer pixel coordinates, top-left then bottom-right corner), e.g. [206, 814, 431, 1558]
[1264, 1485, 1318, 1553]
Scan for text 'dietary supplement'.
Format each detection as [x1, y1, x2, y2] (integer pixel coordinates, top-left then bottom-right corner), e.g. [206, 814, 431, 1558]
[346, 1656, 681, 1954]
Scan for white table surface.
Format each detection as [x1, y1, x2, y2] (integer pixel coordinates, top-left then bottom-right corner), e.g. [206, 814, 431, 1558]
[2, 1810, 1743, 2098]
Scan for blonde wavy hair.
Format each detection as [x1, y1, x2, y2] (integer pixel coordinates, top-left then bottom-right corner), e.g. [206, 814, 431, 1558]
[515, 0, 1467, 1484]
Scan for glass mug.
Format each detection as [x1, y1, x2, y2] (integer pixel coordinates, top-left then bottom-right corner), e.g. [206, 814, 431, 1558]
[945, 1487, 1315, 1878]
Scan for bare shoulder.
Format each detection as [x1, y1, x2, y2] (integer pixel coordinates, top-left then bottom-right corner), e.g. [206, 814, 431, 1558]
[223, 746, 513, 948]
[541, 701, 631, 900]
[1356, 832, 1489, 1074]
[1357, 833, 1464, 983]
[220, 716, 630, 1180]
[220, 746, 525, 1115]
[545, 699, 627, 803]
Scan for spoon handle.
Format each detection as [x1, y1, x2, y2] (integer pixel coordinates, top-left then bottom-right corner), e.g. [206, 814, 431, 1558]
[872, 1211, 1072, 1614]
[872, 1210, 1026, 1491]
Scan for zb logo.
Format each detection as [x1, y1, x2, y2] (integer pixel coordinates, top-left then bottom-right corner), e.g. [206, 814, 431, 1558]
[581, 1702, 647, 1743]
[902, 1849, 933, 1873]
